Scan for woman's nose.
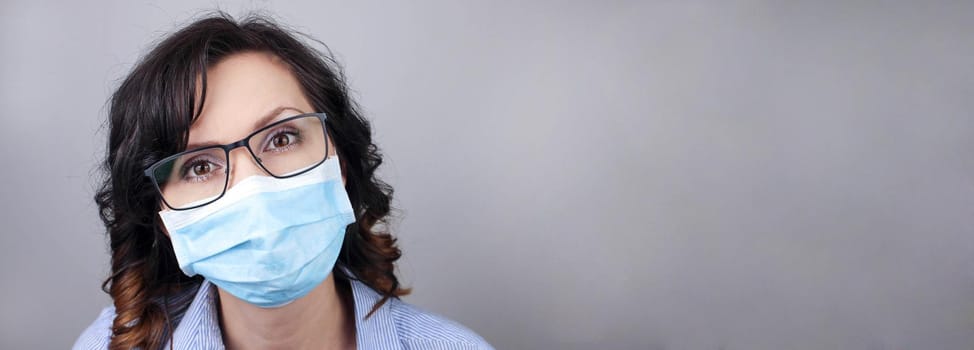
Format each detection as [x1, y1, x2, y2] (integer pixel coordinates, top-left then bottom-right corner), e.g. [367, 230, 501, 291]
[226, 147, 268, 189]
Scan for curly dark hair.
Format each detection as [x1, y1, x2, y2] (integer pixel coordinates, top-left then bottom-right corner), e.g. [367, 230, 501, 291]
[93, 13, 409, 350]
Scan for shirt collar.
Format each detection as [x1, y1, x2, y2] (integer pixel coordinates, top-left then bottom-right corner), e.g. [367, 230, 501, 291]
[166, 277, 403, 350]
[349, 277, 402, 350]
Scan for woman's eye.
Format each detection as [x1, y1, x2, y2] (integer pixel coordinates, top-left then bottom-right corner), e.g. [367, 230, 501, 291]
[191, 162, 211, 176]
[180, 159, 222, 182]
[273, 134, 291, 148]
[265, 131, 299, 152]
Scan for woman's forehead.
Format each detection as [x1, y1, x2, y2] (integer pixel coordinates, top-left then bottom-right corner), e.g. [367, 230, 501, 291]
[188, 52, 313, 146]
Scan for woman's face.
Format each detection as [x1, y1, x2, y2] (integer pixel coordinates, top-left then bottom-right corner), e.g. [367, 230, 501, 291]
[185, 51, 337, 190]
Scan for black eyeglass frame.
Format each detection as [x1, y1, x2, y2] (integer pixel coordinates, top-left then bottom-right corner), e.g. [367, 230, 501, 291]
[143, 112, 331, 211]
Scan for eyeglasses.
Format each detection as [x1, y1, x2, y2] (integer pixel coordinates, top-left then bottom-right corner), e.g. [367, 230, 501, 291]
[144, 113, 331, 210]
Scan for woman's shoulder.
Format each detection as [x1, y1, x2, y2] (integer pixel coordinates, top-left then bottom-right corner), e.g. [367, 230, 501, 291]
[72, 306, 115, 350]
[347, 277, 493, 349]
[73, 283, 200, 350]
[384, 297, 494, 350]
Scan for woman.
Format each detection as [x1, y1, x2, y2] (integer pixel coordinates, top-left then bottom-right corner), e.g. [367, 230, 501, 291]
[74, 13, 492, 350]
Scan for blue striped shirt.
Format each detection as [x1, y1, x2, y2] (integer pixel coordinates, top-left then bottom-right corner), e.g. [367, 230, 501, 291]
[73, 278, 493, 349]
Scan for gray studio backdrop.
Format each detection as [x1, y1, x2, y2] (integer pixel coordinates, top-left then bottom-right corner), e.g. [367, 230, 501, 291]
[2, 1, 973, 349]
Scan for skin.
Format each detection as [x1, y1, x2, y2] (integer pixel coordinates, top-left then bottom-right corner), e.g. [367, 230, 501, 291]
[162, 51, 356, 350]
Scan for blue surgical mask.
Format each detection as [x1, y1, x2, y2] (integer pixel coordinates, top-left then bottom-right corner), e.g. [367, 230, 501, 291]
[159, 156, 355, 308]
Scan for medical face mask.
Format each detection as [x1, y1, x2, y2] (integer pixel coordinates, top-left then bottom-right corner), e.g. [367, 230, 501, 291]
[158, 156, 355, 308]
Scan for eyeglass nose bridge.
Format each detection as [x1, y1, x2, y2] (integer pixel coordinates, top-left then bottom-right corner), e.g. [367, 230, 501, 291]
[219, 137, 269, 179]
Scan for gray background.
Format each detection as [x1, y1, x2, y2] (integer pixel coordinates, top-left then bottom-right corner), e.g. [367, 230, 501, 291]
[1, 1, 973, 349]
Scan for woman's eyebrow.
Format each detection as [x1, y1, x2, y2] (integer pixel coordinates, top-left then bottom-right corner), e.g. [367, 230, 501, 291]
[252, 106, 305, 130]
